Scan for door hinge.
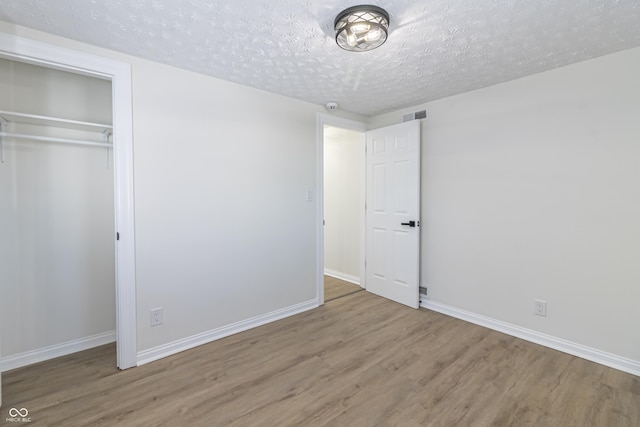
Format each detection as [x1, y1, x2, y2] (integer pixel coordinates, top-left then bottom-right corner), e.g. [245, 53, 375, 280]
[116, 232, 120, 241]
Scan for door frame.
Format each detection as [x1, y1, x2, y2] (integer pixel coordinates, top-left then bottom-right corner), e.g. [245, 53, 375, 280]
[316, 113, 367, 305]
[0, 33, 137, 369]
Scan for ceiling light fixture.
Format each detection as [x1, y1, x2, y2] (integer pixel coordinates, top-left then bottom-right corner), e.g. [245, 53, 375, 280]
[334, 5, 390, 52]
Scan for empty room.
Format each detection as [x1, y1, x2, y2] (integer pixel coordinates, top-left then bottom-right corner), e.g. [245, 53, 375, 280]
[0, 1, 639, 426]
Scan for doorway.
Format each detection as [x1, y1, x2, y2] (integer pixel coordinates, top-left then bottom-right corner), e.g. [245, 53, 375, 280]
[0, 33, 136, 378]
[316, 115, 422, 309]
[323, 124, 365, 301]
[316, 114, 366, 304]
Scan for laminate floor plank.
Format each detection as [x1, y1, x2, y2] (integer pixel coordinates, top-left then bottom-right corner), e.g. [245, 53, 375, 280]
[2, 290, 638, 426]
[324, 275, 362, 302]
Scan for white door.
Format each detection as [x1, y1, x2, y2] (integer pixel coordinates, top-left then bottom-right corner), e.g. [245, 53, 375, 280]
[365, 120, 420, 308]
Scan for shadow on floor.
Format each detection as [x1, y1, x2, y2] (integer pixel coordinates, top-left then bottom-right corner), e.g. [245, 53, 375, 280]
[324, 275, 363, 302]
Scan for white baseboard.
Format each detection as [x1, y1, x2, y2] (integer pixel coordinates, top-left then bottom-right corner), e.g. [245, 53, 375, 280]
[137, 298, 319, 366]
[0, 330, 116, 372]
[324, 268, 361, 286]
[421, 300, 640, 377]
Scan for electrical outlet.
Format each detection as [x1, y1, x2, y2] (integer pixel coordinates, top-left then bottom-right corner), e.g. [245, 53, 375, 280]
[534, 299, 547, 317]
[150, 308, 163, 326]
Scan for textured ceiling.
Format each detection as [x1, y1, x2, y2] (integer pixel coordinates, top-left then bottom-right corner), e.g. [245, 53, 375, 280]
[0, 0, 639, 116]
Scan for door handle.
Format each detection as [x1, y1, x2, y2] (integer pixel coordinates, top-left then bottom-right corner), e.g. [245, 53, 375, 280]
[401, 221, 417, 227]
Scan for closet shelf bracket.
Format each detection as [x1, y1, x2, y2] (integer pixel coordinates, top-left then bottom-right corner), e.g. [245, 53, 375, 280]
[103, 129, 112, 169]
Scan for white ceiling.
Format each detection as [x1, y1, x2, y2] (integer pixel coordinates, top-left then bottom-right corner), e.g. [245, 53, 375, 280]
[1, 0, 639, 116]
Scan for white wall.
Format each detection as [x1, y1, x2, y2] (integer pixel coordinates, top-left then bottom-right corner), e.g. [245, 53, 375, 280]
[0, 21, 366, 357]
[370, 47, 640, 364]
[323, 125, 363, 281]
[0, 58, 115, 358]
[130, 59, 322, 351]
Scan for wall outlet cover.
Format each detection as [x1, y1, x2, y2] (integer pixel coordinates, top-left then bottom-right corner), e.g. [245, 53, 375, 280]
[534, 299, 547, 317]
[150, 308, 163, 326]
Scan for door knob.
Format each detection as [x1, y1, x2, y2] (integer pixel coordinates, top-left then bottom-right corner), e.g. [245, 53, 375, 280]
[401, 221, 417, 227]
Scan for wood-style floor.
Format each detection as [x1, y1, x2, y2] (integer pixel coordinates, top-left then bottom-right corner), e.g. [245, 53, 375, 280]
[3, 291, 639, 426]
[324, 275, 362, 302]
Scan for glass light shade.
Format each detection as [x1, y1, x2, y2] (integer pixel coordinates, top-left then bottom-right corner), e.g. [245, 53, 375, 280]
[334, 5, 389, 52]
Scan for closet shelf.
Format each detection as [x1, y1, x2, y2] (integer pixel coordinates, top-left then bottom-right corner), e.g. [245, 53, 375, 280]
[0, 110, 113, 164]
[0, 110, 112, 133]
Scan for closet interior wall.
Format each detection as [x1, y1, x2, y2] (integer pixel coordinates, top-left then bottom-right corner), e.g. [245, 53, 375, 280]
[0, 58, 116, 365]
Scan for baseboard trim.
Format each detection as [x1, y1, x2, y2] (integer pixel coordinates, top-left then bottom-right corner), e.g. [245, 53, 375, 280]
[0, 330, 116, 372]
[421, 300, 640, 377]
[137, 299, 319, 366]
[324, 268, 361, 286]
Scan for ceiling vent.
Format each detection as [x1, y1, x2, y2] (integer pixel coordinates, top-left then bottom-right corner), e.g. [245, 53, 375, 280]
[402, 110, 427, 122]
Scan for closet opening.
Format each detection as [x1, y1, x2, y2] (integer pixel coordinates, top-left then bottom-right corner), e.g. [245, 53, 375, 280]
[0, 57, 118, 371]
[0, 34, 137, 375]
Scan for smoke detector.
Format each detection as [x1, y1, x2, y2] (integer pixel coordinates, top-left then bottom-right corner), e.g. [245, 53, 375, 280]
[326, 102, 339, 111]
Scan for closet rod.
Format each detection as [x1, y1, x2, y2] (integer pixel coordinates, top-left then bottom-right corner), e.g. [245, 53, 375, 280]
[0, 132, 112, 148]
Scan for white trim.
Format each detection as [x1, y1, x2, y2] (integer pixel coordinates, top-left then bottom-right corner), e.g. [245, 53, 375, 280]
[0, 33, 137, 370]
[324, 268, 361, 286]
[316, 113, 367, 306]
[0, 331, 116, 373]
[137, 299, 318, 366]
[358, 131, 366, 291]
[421, 300, 640, 377]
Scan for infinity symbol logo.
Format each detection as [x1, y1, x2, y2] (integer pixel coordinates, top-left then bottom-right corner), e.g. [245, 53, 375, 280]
[8, 408, 28, 417]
